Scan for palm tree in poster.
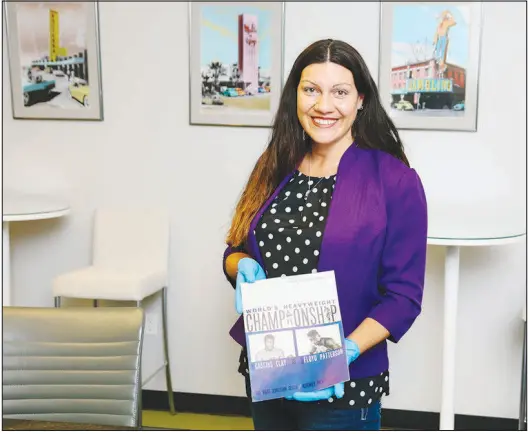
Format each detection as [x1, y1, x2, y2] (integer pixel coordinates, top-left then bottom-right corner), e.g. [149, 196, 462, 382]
[208, 61, 223, 92]
[231, 63, 241, 88]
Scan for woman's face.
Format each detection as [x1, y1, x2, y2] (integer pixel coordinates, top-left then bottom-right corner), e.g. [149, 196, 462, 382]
[297, 62, 363, 148]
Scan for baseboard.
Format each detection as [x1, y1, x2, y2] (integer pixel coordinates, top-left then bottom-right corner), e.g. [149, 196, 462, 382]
[143, 389, 252, 419]
[142, 390, 519, 431]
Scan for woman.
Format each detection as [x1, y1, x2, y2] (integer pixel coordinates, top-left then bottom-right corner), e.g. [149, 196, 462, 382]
[222, 39, 428, 431]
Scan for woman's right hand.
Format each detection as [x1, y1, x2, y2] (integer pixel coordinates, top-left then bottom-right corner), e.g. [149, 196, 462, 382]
[235, 258, 266, 314]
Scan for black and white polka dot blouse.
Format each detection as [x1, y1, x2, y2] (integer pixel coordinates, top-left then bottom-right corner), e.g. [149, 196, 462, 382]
[256, 170, 334, 278]
[238, 170, 390, 409]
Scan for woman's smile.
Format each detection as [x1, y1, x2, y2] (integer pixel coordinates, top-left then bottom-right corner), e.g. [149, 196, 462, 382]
[311, 117, 339, 128]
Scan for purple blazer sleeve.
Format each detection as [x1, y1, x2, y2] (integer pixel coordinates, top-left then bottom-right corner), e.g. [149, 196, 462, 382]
[368, 168, 428, 343]
[222, 243, 248, 289]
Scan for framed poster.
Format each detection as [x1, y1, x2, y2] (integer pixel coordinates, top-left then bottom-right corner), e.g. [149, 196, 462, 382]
[4, 1, 104, 120]
[378, 2, 483, 131]
[189, 2, 284, 127]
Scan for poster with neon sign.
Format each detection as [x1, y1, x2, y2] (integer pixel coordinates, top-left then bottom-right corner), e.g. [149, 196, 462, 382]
[378, 2, 482, 131]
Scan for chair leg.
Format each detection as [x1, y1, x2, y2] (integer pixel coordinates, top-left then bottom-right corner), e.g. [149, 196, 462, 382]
[54, 296, 61, 308]
[519, 322, 527, 430]
[161, 287, 176, 415]
[135, 298, 143, 428]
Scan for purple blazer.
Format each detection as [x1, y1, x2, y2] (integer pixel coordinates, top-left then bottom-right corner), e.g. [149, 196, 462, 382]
[223, 143, 428, 379]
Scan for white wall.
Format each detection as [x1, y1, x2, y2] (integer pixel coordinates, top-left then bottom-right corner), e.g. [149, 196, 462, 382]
[3, 2, 526, 419]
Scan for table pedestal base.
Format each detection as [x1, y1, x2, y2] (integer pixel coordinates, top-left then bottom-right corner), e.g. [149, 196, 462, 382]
[440, 245, 460, 430]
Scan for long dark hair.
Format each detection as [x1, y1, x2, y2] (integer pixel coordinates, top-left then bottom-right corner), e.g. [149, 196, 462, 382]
[226, 39, 409, 246]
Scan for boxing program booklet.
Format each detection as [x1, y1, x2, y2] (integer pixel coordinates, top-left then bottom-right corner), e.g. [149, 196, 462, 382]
[241, 270, 350, 402]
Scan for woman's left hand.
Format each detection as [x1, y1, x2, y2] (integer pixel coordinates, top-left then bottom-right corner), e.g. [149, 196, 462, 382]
[285, 383, 344, 402]
[286, 338, 360, 402]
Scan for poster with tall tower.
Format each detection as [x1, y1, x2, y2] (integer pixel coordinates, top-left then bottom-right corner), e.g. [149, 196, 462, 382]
[4, 2, 103, 120]
[189, 2, 284, 127]
[378, 2, 482, 131]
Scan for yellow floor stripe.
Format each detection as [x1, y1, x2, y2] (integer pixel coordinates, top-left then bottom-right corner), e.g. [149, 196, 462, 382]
[142, 410, 394, 430]
[142, 411, 254, 430]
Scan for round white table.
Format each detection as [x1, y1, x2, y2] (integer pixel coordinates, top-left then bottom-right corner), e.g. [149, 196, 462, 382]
[428, 233, 526, 430]
[3, 192, 70, 306]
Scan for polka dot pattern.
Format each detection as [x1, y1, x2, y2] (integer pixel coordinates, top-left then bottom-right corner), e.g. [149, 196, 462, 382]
[254, 171, 336, 279]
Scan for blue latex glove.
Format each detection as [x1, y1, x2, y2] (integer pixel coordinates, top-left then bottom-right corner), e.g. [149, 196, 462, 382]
[286, 338, 360, 402]
[285, 382, 344, 402]
[235, 258, 266, 314]
[345, 337, 361, 365]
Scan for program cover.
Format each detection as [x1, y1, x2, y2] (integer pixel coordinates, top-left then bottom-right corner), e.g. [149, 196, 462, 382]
[241, 270, 350, 402]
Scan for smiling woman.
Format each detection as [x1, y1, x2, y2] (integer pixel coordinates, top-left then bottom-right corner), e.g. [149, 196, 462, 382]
[222, 39, 428, 431]
[226, 39, 410, 247]
[296, 62, 363, 176]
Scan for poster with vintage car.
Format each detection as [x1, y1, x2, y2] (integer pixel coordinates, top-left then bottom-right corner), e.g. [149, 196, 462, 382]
[4, 1, 103, 120]
[189, 2, 284, 127]
[378, 2, 483, 131]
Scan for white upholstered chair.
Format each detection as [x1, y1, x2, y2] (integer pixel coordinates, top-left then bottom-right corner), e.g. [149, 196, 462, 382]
[52, 208, 175, 415]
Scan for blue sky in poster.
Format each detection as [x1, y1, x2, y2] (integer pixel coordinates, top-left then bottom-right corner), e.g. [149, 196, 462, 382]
[200, 5, 272, 70]
[391, 4, 470, 68]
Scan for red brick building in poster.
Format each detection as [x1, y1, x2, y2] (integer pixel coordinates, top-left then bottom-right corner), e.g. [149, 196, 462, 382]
[390, 59, 466, 109]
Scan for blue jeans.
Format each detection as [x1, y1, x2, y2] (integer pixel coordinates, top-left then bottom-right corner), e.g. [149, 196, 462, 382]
[250, 398, 381, 430]
[246, 381, 381, 430]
